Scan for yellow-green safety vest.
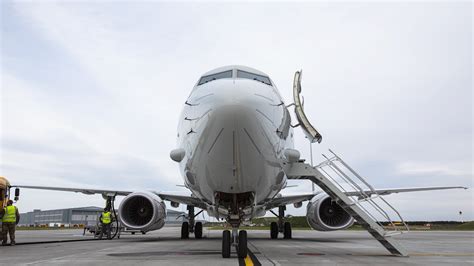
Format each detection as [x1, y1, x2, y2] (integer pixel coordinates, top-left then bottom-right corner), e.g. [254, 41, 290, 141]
[101, 211, 111, 224]
[2, 205, 17, 223]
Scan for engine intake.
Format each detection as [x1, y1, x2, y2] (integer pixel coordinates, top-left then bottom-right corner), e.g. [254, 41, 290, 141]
[306, 193, 354, 231]
[119, 191, 166, 232]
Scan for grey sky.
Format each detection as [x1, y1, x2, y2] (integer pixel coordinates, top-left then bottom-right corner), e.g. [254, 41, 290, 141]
[1, 1, 472, 220]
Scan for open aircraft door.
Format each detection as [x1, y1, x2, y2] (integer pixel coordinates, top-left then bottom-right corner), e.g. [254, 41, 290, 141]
[292, 70, 322, 143]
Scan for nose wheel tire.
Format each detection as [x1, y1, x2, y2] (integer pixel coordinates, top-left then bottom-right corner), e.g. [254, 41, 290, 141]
[195, 222, 203, 239]
[270, 222, 278, 239]
[237, 230, 248, 258]
[222, 230, 231, 258]
[181, 222, 189, 239]
[283, 222, 292, 239]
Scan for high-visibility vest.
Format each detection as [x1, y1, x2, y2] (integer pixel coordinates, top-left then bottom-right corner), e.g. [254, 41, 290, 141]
[101, 212, 111, 224]
[2, 205, 17, 223]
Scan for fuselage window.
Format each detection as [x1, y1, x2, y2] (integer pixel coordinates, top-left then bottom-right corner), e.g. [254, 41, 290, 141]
[237, 70, 272, 86]
[198, 70, 233, 85]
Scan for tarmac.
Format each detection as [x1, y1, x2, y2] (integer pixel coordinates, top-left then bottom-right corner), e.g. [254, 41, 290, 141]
[0, 227, 472, 265]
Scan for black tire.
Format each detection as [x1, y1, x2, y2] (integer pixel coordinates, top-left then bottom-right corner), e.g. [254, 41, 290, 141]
[283, 222, 292, 239]
[195, 222, 203, 239]
[222, 230, 231, 258]
[237, 230, 248, 258]
[270, 222, 278, 239]
[141, 231, 146, 235]
[181, 222, 189, 239]
[131, 232, 135, 235]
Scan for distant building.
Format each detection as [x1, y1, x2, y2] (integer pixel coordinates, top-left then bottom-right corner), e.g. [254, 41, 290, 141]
[19, 207, 186, 226]
[166, 209, 186, 224]
[19, 207, 103, 226]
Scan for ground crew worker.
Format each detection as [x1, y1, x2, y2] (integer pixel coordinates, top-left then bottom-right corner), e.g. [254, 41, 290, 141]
[99, 208, 112, 240]
[1, 200, 20, 246]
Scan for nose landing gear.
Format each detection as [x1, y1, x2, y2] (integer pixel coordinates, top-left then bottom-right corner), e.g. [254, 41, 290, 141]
[221, 227, 247, 258]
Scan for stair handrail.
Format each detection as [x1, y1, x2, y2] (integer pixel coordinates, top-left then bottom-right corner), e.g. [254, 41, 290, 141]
[328, 149, 409, 231]
[317, 150, 410, 233]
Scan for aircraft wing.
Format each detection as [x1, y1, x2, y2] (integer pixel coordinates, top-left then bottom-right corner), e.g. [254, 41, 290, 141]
[262, 186, 467, 209]
[11, 185, 207, 209]
[344, 186, 468, 198]
[11, 185, 133, 196]
[264, 192, 319, 210]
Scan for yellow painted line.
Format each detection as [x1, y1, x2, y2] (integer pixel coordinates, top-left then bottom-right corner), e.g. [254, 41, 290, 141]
[244, 255, 254, 266]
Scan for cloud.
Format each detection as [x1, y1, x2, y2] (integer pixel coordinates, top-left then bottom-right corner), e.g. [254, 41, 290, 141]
[397, 161, 472, 178]
[1, 73, 174, 187]
[1, 2, 472, 221]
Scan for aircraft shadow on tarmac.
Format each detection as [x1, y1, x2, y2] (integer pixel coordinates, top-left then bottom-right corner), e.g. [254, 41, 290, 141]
[120, 235, 350, 244]
[108, 250, 224, 257]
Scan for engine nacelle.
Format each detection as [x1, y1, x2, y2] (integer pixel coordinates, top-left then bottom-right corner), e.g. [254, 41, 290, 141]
[306, 193, 354, 231]
[119, 191, 166, 232]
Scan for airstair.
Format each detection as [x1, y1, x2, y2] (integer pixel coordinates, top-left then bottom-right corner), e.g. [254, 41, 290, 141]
[284, 150, 409, 256]
[287, 70, 409, 257]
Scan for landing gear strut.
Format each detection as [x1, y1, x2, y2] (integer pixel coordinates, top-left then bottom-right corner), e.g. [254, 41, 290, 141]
[188, 205, 195, 233]
[269, 206, 292, 239]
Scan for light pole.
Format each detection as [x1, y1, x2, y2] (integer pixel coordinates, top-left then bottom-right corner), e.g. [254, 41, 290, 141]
[309, 140, 315, 192]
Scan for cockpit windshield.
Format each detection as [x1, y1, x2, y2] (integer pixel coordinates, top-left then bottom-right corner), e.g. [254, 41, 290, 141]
[198, 70, 233, 85]
[237, 70, 272, 86]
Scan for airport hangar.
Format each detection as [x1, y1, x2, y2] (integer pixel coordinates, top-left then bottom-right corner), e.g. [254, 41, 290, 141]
[18, 207, 186, 227]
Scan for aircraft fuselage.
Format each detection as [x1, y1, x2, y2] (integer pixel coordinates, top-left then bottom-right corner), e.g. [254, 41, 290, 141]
[177, 66, 293, 220]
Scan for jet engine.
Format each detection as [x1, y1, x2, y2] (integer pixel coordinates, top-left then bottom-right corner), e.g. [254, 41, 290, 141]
[118, 191, 166, 232]
[306, 193, 354, 231]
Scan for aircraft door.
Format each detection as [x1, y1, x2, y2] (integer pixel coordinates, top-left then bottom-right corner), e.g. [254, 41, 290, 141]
[292, 70, 322, 143]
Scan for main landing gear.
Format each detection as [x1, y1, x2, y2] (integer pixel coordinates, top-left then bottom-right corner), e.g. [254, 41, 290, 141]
[181, 221, 203, 239]
[270, 206, 292, 239]
[181, 205, 203, 239]
[222, 227, 247, 258]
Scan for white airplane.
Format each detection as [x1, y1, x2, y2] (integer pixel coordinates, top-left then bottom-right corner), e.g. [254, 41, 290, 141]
[9, 65, 466, 258]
